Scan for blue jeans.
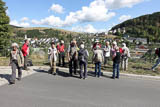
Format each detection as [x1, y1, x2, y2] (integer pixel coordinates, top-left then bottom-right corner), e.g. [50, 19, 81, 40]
[152, 57, 160, 70]
[95, 62, 101, 77]
[112, 63, 120, 78]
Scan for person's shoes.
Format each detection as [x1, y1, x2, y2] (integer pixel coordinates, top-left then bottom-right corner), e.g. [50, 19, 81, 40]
[110, 77, 115, 79]
[116, 76, 119, 79]
[83, 77, 87, 80]
[53, 73, 57, 75]
[97, 76, 101, 78]
[9, 81, 15, 85]
[17, 78, 21, 81]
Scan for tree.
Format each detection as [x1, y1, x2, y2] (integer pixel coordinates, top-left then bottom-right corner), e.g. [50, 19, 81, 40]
[0, 0, 10, 49]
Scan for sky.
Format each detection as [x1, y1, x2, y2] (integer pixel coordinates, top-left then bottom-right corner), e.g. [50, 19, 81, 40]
[4, 0, 160, 33]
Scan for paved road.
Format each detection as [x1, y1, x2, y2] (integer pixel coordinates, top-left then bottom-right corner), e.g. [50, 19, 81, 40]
[0, 68, 160, 107]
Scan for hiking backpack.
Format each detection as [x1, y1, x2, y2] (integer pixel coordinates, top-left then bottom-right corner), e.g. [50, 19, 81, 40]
[70, 45, 78, 60]
[94, 52, 102, 62]
[78, 49, 87, 62]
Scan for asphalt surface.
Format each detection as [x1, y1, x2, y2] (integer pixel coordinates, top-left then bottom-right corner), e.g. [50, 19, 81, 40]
[0, 68, 160, 107]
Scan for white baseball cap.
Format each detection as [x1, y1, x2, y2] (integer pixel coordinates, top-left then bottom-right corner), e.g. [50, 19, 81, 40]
[113, 41, 117, 45]
[61, 40, 64, 44]
[12, 43, 19, 48]
[80, 44, 85, 49]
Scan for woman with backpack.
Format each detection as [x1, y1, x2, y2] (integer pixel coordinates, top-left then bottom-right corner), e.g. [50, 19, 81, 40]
[121, 43, 130, 71]
[111, 47, 121, 79]
[78, 44, 89, 79]
[9, 43, 24, 84]
[92, 45, 104, 78]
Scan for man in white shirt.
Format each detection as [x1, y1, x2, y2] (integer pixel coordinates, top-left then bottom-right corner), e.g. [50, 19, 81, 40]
[49, 41, 58, 75]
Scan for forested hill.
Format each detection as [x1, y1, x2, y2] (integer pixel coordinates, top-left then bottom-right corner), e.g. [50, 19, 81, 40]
[111, 12, 160, 41]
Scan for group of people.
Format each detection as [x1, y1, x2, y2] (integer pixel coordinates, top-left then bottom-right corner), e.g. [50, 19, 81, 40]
[9, 38, 132, 84]
[91, 40, 130, 79]
[10, 38, 160, 84]
[47, 39, 131, 80]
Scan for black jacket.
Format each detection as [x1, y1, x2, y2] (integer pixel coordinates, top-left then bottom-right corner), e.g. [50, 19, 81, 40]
[113, 52, 121, 64]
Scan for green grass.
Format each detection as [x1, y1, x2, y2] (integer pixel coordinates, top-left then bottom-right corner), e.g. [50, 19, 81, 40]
[0, 57, 10, 66]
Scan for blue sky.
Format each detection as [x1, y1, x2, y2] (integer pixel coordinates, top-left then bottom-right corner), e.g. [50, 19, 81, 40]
[4, 0, 160, 33]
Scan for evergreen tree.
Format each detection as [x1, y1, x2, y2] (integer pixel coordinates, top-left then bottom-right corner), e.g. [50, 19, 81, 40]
[0, 0, 10, 49]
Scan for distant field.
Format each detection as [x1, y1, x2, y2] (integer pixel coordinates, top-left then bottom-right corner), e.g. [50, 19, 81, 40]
[14, 27, 80, 35]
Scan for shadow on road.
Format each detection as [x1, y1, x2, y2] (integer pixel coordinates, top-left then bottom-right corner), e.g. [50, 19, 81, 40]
[33, 69, 48, 73]
[57, 70, 70, 77]
[33, 68, 112, 79]
[88, 71, 111, 79]
[0, 74, 10, 82]
[57, 70, 80, 79]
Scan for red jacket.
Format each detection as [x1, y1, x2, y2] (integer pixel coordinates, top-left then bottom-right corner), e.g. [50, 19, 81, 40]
[119, 48, 123, 54]
[22, 43, 29, 56]
[57, 44, 65, 52]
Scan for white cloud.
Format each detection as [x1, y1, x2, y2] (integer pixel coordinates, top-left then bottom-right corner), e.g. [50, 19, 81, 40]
[10, 20, 30, 27]
[33, 0, 115, 27]
[72, 24, 106, 33]
[21, 17, 29, 22]
[32, 15, 64, 27]
[119, 15, 131, 22]
[32, 0, 146, 27]
[63, 0, 115, 26]
[105, 0, 144, 10]
[49, 4, 64, 14]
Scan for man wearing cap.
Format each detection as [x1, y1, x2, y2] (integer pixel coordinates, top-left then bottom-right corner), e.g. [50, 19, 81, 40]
[67, 39, 79, 76]
[78, 44, 89, 79]
[57, 40, 65, 67]
[121, 43, 130, 71]
[9, 43, 24, 84]
[22, 39, 29, 70]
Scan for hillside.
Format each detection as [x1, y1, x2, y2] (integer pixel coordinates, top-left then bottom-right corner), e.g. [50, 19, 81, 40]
[10, 26, 81, 39]
[111, 12, 160, 42]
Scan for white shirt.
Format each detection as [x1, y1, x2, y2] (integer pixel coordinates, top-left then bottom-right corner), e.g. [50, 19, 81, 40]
[49, 47, 57, 62]
[104, 45, 111, 57]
